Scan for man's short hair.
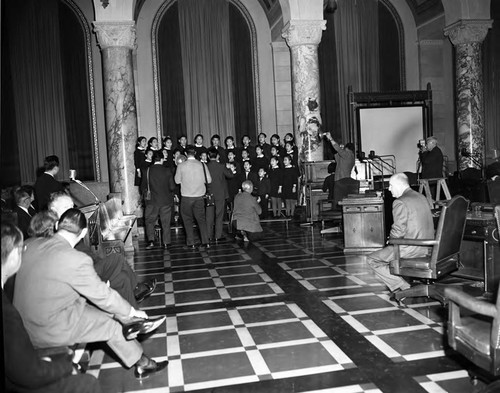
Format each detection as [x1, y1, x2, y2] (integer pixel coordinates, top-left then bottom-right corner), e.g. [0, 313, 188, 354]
[28, 211, 58, 238]
[211, 134, 220, 141]
[44, 155, 60, 171]
[48, 191, 73, 217]
[1, 222, 23, 266]
[14, 188, 30, 205]
[208, 148, 218, 159]
[391, 172, 409, 186]
[185, 145, 196, 157]
[426, 136, 438, 144]
[58, 208, 87, 235]
[153, 153, 163, 163]
[241, 180, 253, 191]
[345, 143, 355, 152]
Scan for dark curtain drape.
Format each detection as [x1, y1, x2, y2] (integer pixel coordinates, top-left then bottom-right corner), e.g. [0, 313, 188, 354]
[378, 2, 401, 91]
[334, 0, 379, 142]
[158, 2, 187, 142]
[1, 7, 21, 187]
[5, 0, 70, 183]
[319, 11, 341, 160]
[178, 0, 234, 142]
[483, 0, 500, 156]
[229, 2, 256, 144]
[59, 1, 94, 181]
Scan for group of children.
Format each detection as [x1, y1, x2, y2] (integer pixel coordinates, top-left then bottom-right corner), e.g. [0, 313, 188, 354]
[134, 132, 301, 218]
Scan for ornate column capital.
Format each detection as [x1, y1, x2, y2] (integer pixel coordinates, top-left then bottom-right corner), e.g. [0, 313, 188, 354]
[93, 21, 136, 50]
[282, 20, 327, 47]
[444, 19, 492, 46]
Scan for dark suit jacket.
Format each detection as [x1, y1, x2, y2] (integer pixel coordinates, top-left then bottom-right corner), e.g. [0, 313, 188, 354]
[420, 146, 444, 179]
[3, 291, 73, 391]
[207, 160, 233, 201]
[144, 164, 176, 207]
[240, 171, 259, 192]
[34, 173, 63, 211]
[14, 205, 33, 239]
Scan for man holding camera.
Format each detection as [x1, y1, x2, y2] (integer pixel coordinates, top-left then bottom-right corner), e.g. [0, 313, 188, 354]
[418, 136, 443, 179]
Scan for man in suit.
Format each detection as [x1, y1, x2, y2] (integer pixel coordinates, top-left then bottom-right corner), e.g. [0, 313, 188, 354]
[34, 155, 64, 211]
[13, 187, 36, 239]
[175, 146, 212, 249]
[143, 153, 176, 249]
[14, 209, 168, 379]
[48, 192, 156, 307]
[206, 148, 234, 241]
[2, 222, 101, 392]
[367, 173, 434, 297]
[232, 180, 263, 242]
[419, 136, 444, 179]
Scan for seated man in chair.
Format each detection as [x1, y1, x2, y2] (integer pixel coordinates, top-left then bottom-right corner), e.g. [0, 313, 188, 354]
[367, 173, 434, 299]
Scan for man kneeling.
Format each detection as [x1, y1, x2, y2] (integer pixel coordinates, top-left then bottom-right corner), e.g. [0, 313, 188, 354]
[232, 180, 263, 242]
[14, 209, 168, 379]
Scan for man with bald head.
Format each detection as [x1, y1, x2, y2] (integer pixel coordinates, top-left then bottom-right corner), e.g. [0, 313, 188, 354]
[367, 173, 434, 297]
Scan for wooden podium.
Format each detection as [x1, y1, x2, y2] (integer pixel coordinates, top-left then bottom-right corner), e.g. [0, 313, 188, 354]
[339, 194, 385, 253]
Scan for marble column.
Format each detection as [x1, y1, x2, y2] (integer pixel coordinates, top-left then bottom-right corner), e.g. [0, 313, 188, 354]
[444, 20, 492, 171]
[282, 20, 326, 162]
[93, 21, 140, 215]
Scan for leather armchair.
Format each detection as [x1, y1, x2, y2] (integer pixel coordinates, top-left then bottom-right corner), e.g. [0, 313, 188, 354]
[445, 287, 500, 389]
[389, 195, 469, 304]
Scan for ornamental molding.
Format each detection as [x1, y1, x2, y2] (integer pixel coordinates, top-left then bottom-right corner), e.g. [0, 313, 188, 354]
[282, 20, 327, 47]
[93, 21, 136, 50]
[444, 19, 493, 46]
[419, 39, 443, 46]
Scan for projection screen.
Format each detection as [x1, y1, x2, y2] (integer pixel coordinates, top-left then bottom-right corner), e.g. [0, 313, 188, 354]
[358, 106, 425, 173]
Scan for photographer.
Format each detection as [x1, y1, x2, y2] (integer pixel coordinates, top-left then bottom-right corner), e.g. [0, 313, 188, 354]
[418, 136, 443, 179]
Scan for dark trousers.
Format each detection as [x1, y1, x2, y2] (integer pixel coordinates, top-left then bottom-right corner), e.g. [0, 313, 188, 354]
[206, 198, 226, 239]
[145, 203, 172, 245]
[258, 196, 269, 219]
[92, 252, 138, 308]
[180, 196, 209, 245]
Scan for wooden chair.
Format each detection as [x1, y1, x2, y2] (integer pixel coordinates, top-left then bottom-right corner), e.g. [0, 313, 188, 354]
[444, 287, 500, 390]
[389, 195, 469, 305]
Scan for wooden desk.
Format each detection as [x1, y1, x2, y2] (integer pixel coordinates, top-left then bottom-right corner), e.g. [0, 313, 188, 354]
[454, 210, 500, 295]
[340, 194, 385, 253]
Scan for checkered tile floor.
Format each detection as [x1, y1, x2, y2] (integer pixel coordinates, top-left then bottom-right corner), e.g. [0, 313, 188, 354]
[88, 221, 480, 392]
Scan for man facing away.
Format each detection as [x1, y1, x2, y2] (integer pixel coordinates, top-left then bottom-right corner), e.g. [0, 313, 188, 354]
[206, 148, 234, 241]
[143, 153, 176, 249]
[232, 180, 263, 242]
[324, 133, 355, 181]
[14, 209, 168, 379]
[2, 221, 101, 392]
[48, 192, 157, 307]
[367, 173, 434, 298]
[34, 155, 64, 211]
[174, 145, 212, 249]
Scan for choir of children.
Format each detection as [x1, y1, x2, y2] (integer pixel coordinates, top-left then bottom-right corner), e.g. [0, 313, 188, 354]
[133, 133, 302, 218]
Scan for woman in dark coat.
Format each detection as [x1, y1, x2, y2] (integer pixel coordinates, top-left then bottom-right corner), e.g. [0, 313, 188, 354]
[134, 137, 147, 187]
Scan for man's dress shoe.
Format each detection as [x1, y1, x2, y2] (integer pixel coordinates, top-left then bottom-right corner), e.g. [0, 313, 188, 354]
[135, 358, 169, 379]
[123, 315, 166, 340]
[134, 278, 157, 303]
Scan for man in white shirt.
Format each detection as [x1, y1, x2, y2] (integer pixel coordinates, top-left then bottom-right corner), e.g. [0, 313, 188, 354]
[175, 146, 212, 249]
